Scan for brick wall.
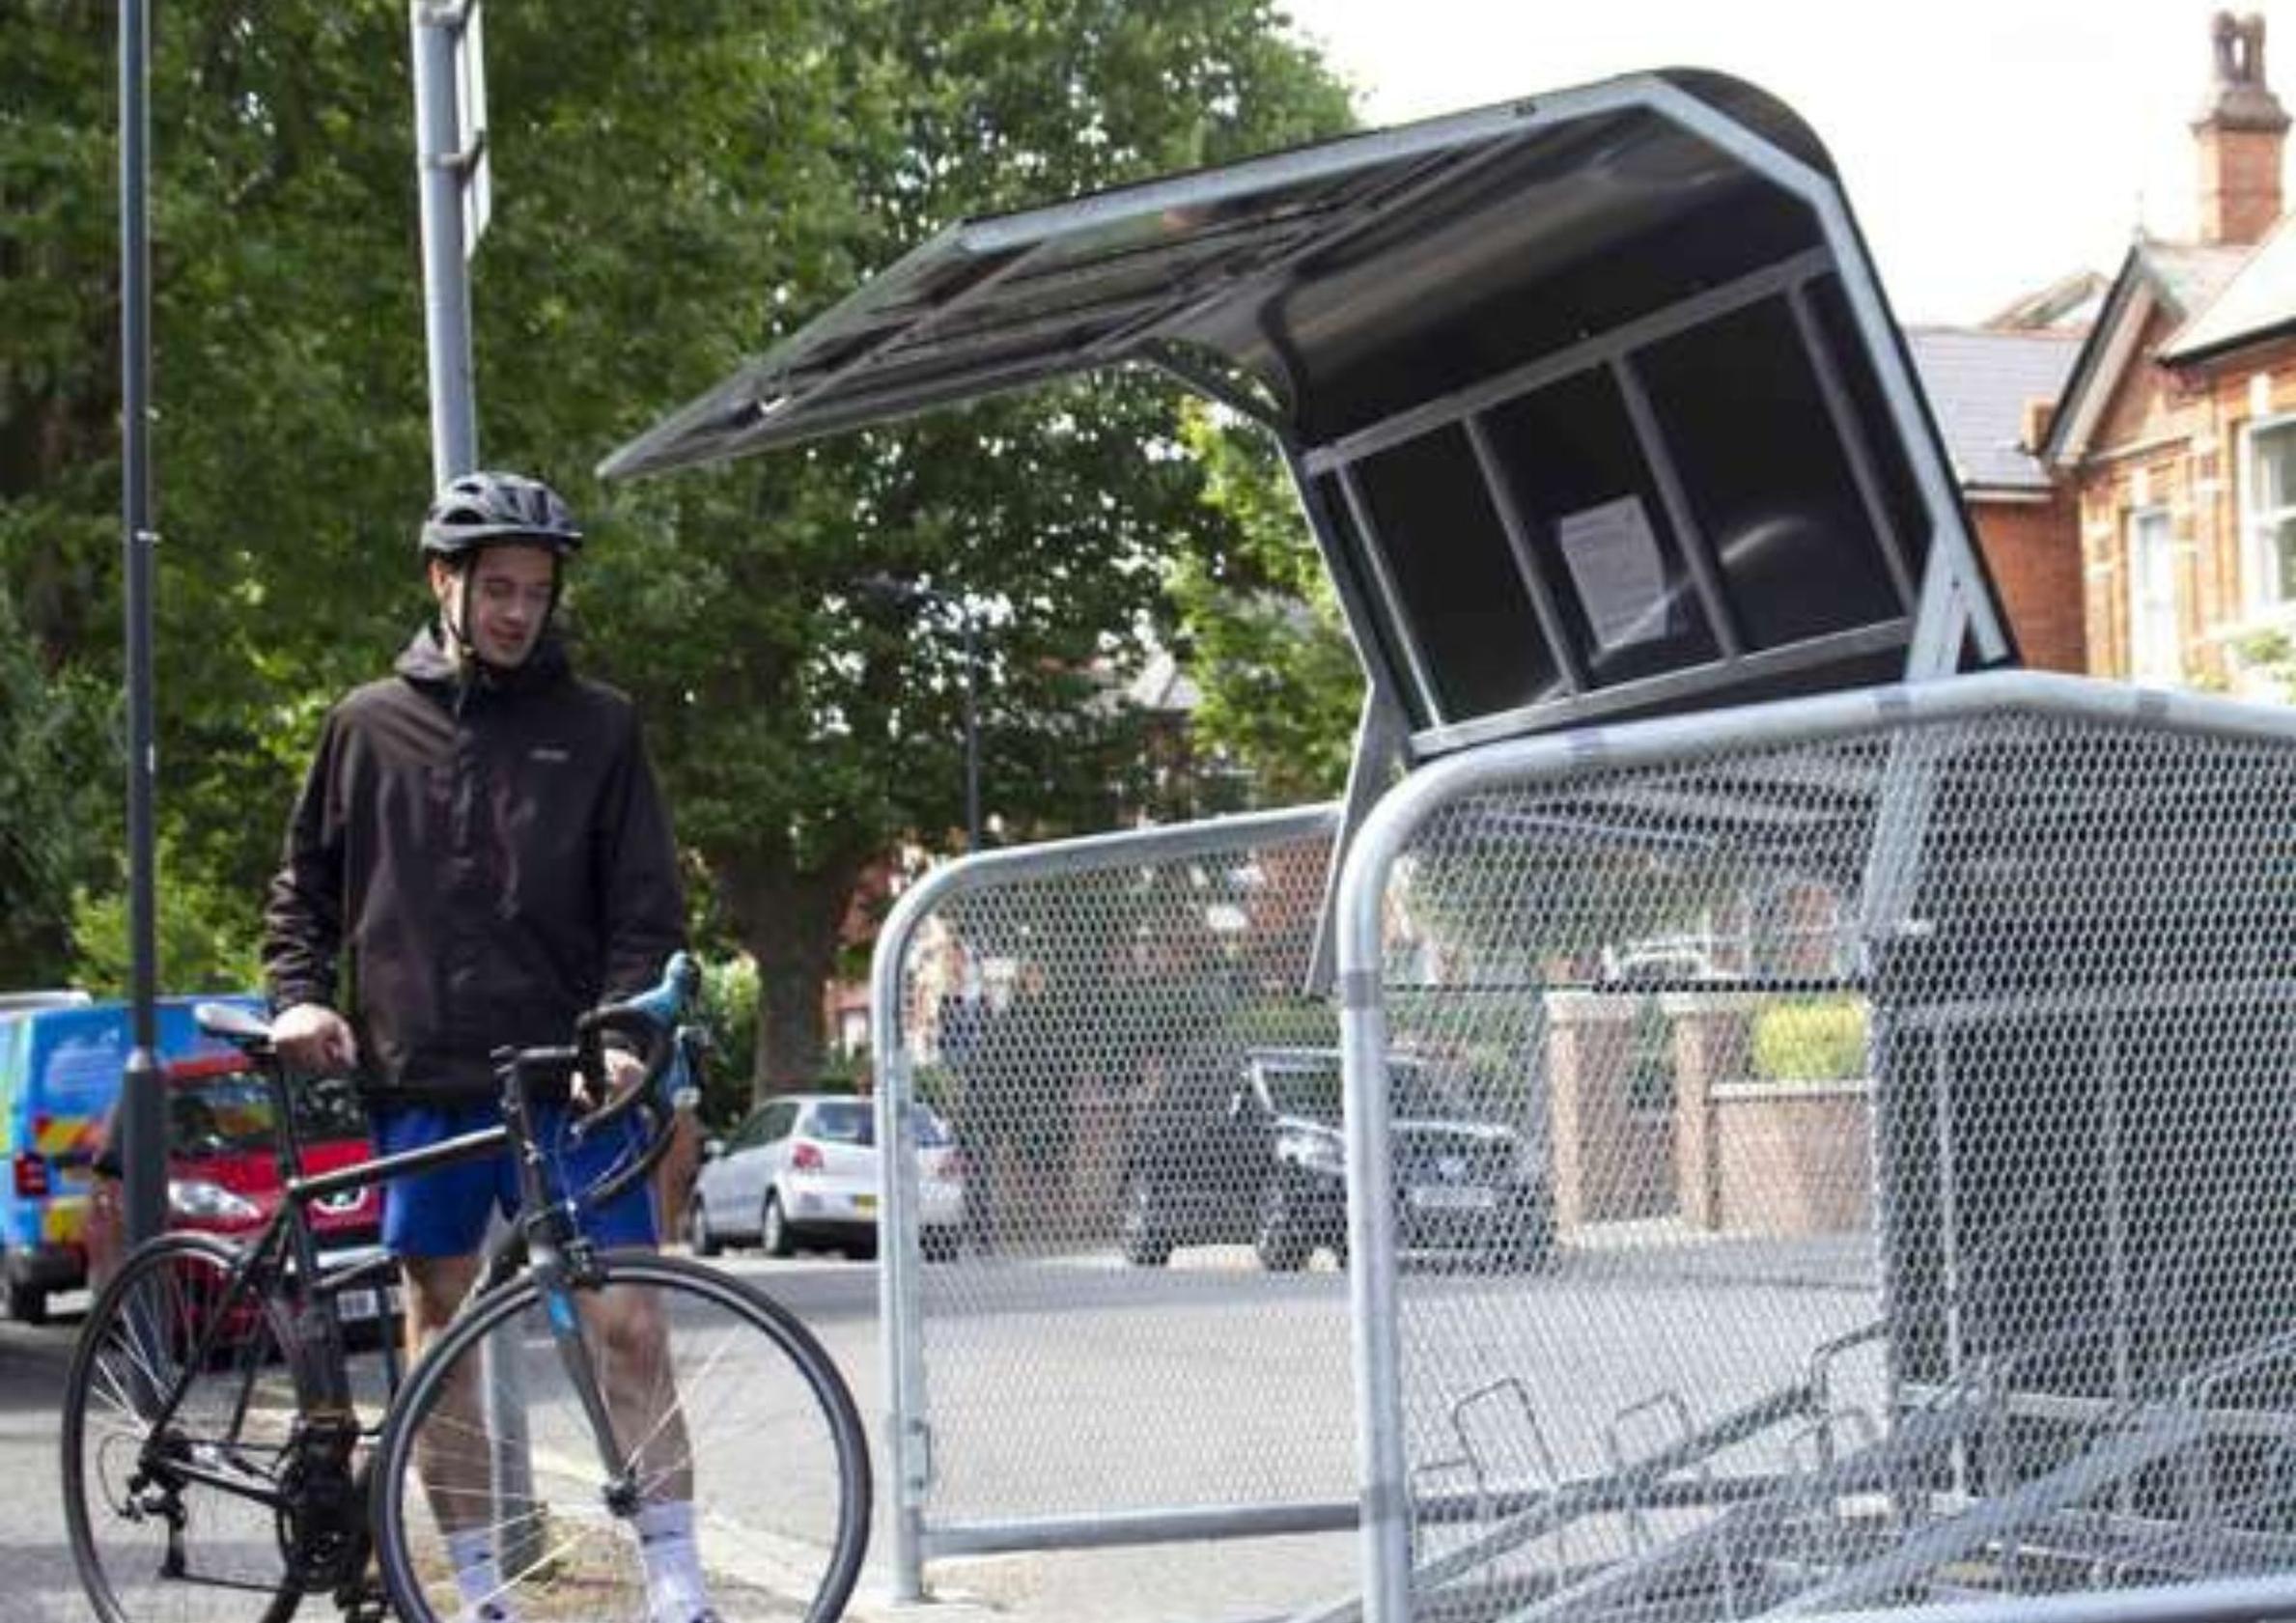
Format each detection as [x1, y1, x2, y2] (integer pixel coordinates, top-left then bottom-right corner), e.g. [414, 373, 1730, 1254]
[2077, 327, 2296, 685]
[1969, 490, 2086, 672]
[2198, 126, 2287, 247]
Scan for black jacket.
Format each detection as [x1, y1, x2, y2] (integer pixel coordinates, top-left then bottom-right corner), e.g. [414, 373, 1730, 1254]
[264, 625, 686, 1105]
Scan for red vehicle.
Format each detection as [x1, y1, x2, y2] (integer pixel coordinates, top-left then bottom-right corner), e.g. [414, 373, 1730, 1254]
[82, 1054, 393, 1327]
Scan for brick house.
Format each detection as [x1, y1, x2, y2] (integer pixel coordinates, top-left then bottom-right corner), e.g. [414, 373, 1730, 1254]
[2043, 12, 2296, 690]
[1908, 318, 2090, 672]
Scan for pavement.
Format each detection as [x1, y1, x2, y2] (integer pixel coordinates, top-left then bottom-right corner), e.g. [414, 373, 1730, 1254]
[0, 1228, 1879, 1623]
[0, 1264, 1300, 1623]
[0, 1307, 113, 1622]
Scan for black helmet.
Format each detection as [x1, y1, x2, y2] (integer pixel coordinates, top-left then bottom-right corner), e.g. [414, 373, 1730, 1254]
[418, 470, 583, 560]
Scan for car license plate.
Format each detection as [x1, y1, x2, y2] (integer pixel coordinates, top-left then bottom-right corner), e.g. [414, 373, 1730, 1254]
[854, 1193, 879, 1217]
[1408, 1185, 1497, 1212]
[338, 1286, 403, 1323]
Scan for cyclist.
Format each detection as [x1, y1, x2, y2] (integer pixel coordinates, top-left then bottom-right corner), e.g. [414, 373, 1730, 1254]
[262, 470, 713, 1623]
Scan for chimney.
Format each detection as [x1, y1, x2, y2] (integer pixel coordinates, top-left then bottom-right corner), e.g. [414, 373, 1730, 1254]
[2195, 12, 2289, 246]
[2020, 398, 2056, 454]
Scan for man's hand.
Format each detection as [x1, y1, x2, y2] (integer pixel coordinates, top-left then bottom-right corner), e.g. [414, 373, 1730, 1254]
[573, 1046, 648, 1114]
[272, 1003, 357, 1074]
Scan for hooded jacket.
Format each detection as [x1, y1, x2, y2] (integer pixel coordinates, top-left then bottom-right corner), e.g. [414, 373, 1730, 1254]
[263, 624, 686, 1105]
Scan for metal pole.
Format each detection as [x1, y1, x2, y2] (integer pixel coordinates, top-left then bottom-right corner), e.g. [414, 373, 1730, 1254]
[410, 0, 476, 479]
[118, 0, 165, 1249]
[961, 606, 982, 853]
[411, 0, 531, 1570]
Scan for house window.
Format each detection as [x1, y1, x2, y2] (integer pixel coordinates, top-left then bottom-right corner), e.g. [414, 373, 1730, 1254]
[2245, 416, 2296, 607]
[2127, 508, 2180, 684]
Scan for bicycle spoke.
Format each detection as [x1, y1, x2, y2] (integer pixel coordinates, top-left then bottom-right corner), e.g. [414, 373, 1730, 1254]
[64, 1239, 302, 1623]
[378, 1254, 868, 1622]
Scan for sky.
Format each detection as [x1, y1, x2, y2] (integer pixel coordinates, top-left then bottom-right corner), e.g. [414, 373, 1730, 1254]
[1282, 0, 2296, 326]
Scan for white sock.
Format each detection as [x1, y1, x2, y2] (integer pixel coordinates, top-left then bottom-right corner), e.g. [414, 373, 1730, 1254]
[446, 1525, 515, 1621]
[634, 1498, 709, 1622]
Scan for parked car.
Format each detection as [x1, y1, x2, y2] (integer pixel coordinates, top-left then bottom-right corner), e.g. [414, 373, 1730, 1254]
[82, 1053, 394, 1331]
[1119, 1046, 1554, 1273]
[0, 994, 254, 1324]
[686, 1094, 965, 1260]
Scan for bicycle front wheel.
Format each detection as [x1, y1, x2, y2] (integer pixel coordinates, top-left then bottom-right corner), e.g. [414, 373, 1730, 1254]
[374, 1249, 870, 1623]
[62, 1233, 302, 1623]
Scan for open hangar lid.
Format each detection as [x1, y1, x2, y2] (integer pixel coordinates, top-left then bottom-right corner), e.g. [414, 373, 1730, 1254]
[603, 68, 2013, 764]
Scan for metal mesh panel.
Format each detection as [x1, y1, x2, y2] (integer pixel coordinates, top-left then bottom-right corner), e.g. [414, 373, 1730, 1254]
[885, 812, 1358, 1557]
[1367, 708, 2296, 1620]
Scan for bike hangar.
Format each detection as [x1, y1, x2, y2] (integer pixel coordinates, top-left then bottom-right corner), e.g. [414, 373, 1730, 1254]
[605, 70, 2296, 1623]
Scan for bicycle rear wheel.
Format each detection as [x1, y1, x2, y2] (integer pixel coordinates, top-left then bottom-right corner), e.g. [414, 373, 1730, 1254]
[374, 1249, 870, 1623]
[62, 1233, 302, 1623]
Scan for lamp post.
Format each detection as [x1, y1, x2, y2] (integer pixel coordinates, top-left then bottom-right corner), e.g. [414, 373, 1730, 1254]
[119, 0, 164, 1247]
[860, 575, 982, 853]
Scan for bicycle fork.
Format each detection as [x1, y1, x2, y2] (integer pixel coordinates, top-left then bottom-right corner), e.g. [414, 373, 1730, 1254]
[535, 1256, 649, 1513]
[497, 1052, 649, 1517]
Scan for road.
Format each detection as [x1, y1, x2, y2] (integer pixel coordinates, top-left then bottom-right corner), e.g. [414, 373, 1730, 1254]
[2, 1233, 1881, 1622]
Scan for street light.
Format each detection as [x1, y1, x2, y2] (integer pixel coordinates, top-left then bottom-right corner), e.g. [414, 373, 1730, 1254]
[858, 574, 982, 853]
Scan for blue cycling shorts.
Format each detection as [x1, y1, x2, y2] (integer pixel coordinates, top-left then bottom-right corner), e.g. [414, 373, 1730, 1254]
[372, 1100, 658, 1259]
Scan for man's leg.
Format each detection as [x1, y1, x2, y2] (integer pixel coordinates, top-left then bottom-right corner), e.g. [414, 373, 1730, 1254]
[402, 1250, 515, 1619]
[578, 1280, 692, 1501]
[402, 1250, 490, 1529]
[559, 1107, 707, 1622]
[578, 1280, 709, 1623]
[374, 1103, 512, 1620]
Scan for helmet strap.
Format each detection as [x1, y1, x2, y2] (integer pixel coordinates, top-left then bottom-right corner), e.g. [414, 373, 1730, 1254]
[435, 558, 481, 666]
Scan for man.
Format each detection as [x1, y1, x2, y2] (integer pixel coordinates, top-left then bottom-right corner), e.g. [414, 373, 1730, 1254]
[264, 470, 709, 1623]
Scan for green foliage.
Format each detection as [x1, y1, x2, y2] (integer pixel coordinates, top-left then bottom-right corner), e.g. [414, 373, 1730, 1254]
[691, 955, 761, 1128]
[1166, 405, 1363, 803]
[71, 834, 264, 996]
[1750, 996, 1870, 1084]
[0, 584, 112, 982]
[2232, 628, 2296, 698]
[1217, 996, 1339, 1051]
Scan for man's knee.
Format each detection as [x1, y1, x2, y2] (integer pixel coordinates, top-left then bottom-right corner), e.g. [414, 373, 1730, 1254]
[400, 1253, 482, 1341]
[589, 1283, 669, 1369]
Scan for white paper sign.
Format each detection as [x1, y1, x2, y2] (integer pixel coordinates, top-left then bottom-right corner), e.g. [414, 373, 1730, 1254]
[1555, 494, 1667, 652]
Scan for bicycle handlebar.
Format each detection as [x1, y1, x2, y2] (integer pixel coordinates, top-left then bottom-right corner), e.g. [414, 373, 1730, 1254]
[557, 951, 703, 1211]
[199, 954, 708, 1226]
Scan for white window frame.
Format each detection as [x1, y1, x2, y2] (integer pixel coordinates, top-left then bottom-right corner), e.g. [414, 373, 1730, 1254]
[2241, 411, 2296, 614]
[2126, 506, 2180, 685]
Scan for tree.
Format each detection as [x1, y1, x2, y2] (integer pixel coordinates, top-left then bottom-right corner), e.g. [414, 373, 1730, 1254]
[5, 0, 447, 990]
[1165, 403, 1363, 805]
[2, 1, 1354, 1100]
[0, 583, 110, 982]
[573, 2, 1356, 1091]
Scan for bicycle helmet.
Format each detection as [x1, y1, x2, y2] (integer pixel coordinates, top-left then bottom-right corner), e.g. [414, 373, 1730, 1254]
[418, 470, 584, 560]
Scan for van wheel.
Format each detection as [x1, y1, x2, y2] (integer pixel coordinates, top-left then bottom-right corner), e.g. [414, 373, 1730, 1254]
[761, 1193, 795, 1258]
[8, 1280, 46, 1325]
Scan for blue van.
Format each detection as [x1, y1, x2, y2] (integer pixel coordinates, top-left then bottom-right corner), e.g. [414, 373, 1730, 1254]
[0, 994, 259, 1323]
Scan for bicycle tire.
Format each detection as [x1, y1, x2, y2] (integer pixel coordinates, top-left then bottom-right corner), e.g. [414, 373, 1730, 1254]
[62, 1233, 303, 1623]
[373, 1249, 871, 1623]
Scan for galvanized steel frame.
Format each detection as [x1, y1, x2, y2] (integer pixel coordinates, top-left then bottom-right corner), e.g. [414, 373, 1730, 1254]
[871, 802, 1343, 1603]
[1331, 670, 2296, 1623]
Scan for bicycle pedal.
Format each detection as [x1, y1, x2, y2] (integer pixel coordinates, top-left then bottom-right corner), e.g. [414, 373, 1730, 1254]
[335, 1574, 391, 1622]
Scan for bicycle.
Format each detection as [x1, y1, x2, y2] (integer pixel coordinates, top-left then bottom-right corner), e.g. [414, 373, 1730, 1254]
[61, 953, 872, 1623]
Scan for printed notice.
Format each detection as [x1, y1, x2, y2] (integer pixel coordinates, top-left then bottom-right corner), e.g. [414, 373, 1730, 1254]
[1555, 494, 1667, 652]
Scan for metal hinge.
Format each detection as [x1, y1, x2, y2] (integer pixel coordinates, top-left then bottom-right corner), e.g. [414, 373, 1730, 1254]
[901, 1416, 936, 1495]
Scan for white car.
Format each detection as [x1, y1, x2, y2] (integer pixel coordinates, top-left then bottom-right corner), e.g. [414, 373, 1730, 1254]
[685, 1093, 965, 1260]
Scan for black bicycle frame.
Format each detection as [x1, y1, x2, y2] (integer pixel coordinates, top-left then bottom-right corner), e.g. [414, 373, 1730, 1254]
[138, 1041, 648, 1503]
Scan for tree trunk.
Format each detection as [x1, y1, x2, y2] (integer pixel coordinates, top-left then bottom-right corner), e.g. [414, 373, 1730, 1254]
[714, 846, 866, 1103]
